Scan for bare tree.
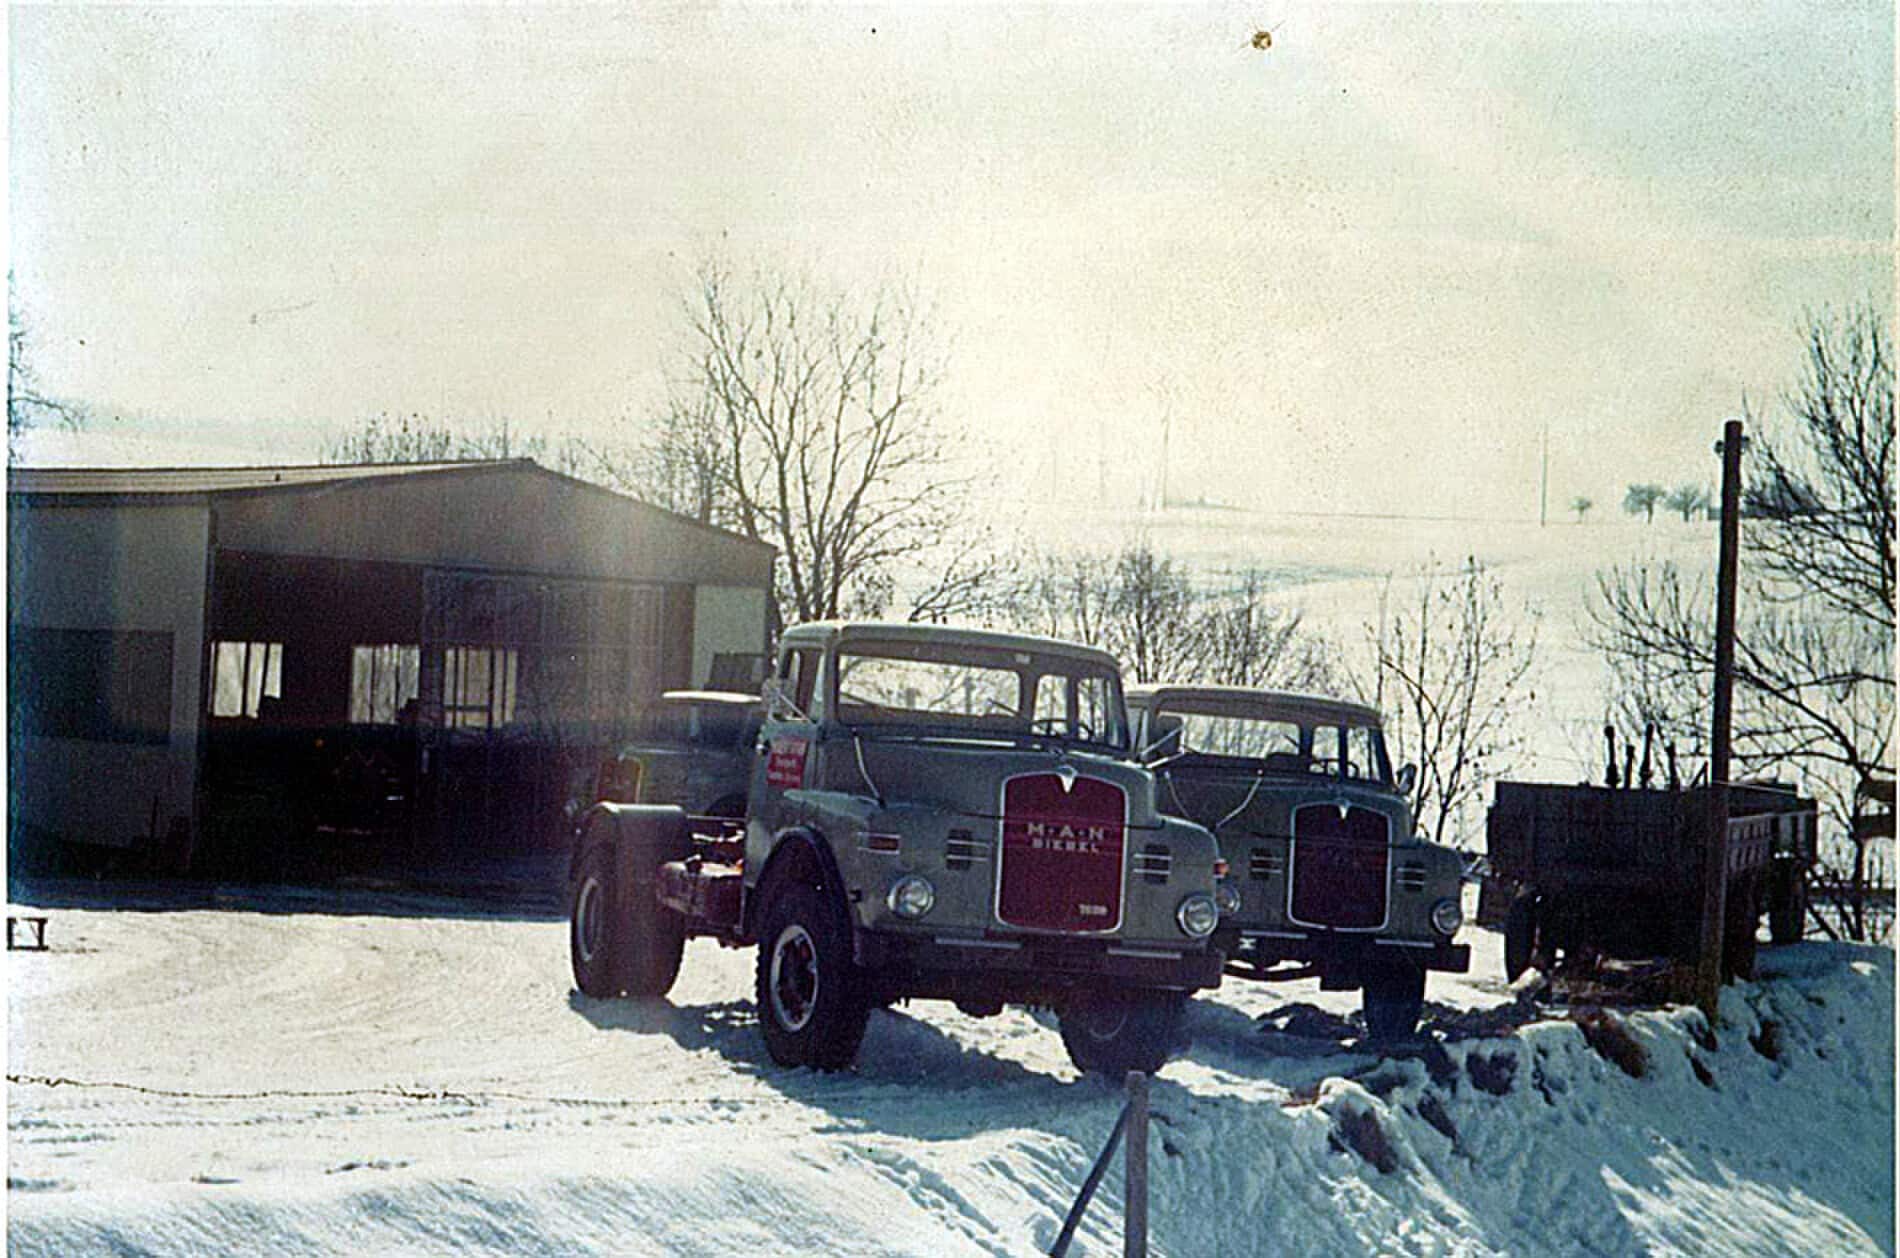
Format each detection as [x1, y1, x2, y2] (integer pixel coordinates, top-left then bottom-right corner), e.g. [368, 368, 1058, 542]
[8, 277, 82, 460]
[1010, 542, 1338, 691]
[1623, 482, 1665, 523]
[1664, 483, 1711, 522]
[1363, 557, 1539, 848]
[1588, 303, 1893, 939]
[1570, 495, 1594, 524]
[322, 411, 595, 477]
[634, 260, 993, 631]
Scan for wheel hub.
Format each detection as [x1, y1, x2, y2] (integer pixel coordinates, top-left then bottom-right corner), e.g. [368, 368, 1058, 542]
[575, 876, 604, 965]
[769, 923, 820, 1032]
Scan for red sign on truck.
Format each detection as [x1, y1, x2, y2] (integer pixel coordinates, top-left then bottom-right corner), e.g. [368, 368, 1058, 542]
[764, 737, 808, 789]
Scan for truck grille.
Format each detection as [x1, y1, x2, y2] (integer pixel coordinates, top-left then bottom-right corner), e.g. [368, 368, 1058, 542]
[996, 773, 1126, 933]
[1248, 848, 1285, 880]
[945, 828, 990, 869]
[1288, 804, 1389, 930]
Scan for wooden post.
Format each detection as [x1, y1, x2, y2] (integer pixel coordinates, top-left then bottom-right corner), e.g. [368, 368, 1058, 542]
[1696, 418, 1746, 1018]
[1124, 1071, 1148, 1258]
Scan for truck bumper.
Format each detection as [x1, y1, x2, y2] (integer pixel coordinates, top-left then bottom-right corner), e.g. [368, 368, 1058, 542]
[853, 929, 1226, 1005]
[1226, 927, 1470, 978]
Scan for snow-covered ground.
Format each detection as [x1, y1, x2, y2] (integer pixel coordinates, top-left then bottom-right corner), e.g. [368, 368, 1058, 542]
[8, 886, 1892, 1256]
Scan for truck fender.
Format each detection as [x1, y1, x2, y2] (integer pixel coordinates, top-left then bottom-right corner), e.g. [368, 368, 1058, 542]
[570, 802, 690, 888]
[744, 827, 849, 941]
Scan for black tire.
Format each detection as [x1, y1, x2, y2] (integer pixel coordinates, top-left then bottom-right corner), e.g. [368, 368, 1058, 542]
[1769, 862, 1807, 945]
[570, 810, 689, 1000]
[1362, 963, 1427, 1043]
[1723, 875, 1760, 982]
[1503, 890, 1540, 982]
[1058, 990, 1187, 1076]
[754, 881, 869, 1070]
[570, 841, 628, 998]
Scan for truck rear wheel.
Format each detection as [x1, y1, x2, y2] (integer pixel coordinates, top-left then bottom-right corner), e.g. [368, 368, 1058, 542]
[570, 842, 627, 998]
[755, 882, 869, 1071]
[1058, 990, 1186, 1076]
[569, 809, 689, 1000]
[1361, 962, 1426, 1043]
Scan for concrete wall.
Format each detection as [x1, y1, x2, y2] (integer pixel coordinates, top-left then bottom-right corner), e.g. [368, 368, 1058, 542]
[692, 585, 770, 689]
[8, 500, 210, 853]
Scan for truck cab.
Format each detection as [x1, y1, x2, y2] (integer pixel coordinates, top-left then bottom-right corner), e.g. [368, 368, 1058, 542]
[592, 689, 759, 817]
[1126, 684, 1469, 1040]
[570, 623, 1228, 1075]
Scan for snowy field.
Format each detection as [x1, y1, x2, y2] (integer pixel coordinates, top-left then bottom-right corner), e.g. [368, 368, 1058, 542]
[1007, 502, 1719, 812]
[8, 885, 1892, 1256]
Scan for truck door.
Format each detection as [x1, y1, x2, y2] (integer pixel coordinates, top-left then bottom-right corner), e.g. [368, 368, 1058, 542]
[748, 644, 822, 849]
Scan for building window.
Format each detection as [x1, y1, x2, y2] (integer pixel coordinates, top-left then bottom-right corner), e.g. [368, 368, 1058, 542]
[444, 647, 518, 729]
[350, 644, 421, 725]
[210, 641, 282, 718]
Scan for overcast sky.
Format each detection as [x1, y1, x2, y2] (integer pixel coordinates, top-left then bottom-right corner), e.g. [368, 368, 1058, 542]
[8, 3, 1892, 519]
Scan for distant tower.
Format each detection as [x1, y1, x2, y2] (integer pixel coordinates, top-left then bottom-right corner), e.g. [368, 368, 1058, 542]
[1153, 406, 1173, 512]
[1539, 425, 1550, 527]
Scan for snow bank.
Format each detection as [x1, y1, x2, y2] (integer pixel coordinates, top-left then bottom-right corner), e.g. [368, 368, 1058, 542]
[7, 895, 1891, 1256]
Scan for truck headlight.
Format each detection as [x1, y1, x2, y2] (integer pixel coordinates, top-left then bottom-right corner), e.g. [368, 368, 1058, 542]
[1214, 880, 1242, 917]
[1176, 893, 1219, 938]
[887, 875, 936, 920]
[1430, 897, 1463, 936]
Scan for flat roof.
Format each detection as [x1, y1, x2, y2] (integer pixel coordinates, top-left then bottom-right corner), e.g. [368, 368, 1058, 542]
[1125, 683, 1383, 726]
[7, 458, 775, 557]
[7, 460, 516, 496]
[780, 620, 1122, 670]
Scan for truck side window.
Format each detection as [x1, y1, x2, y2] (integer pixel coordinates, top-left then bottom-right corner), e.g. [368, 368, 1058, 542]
[780, 648, 819, 715]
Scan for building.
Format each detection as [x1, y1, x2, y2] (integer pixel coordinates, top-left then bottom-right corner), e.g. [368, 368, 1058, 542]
[7, 460, 772, 881]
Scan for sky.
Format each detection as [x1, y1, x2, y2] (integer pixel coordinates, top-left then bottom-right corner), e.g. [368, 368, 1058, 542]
[7, 3, 1893, 520]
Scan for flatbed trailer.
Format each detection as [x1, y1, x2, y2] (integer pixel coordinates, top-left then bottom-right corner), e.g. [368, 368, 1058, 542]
[1486, 781, 1817, 983]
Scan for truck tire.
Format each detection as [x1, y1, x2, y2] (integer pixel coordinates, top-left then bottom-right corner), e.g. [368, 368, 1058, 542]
[1361, 962, 1426, 1043]
[570, 841, 628, 998]
[755, 881, 869, 1071]
[1503, 890, 1540, 982]
[1723, 874, 1760, 982]
[1769, 862, 1808, 945]
[570, 810, 689, 1000]
[1058, 990, 1186, 1077]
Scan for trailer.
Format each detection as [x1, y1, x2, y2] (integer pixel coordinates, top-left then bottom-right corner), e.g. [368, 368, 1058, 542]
[1486, 780, 1817, 984]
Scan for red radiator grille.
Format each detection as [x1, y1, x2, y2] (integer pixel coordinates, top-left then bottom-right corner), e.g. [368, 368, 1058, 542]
[996, 774, 1126, 933]
[1288, 804, 1389, 930]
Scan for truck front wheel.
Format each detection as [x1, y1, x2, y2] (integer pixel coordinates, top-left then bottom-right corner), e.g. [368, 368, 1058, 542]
[755, 882, 870, 1071]
[1058, 990, 1186, 1076]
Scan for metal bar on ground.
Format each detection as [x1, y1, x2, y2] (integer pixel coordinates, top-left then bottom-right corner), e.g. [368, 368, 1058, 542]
[1049, 1100, 1130, 1258]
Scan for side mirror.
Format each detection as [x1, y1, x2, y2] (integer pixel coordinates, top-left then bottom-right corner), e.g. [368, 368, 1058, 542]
[1395, 763, 1417, 795]
[761, 676, 807, 722]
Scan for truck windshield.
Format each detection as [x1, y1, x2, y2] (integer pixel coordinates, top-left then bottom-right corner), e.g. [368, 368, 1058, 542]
[1156, 710, 1393, 786]
[834, 642, 1128, 752]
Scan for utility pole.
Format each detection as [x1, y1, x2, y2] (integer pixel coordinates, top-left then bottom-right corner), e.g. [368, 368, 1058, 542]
[1694, 417, 1746, 1019]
